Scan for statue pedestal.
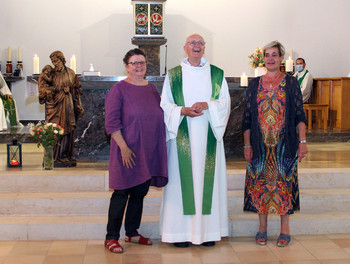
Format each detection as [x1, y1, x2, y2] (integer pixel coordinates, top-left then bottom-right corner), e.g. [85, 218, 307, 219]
[132, 37, 167, 76]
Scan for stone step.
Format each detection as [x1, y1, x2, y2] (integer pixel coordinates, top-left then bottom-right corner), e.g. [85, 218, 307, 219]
[225, 189, 350, 214]
[1, 168, 350, 193]
[227, 168, 350, 190]
[1, 211, 350, 240]
[230, 211, 350, 237]
[0, 171, 109, 192]
[1, 188, 350, 216]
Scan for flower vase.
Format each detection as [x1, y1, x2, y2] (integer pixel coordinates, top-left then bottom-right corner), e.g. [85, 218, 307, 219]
[43, 146, 54, 170]
[255, 66, 266, 77]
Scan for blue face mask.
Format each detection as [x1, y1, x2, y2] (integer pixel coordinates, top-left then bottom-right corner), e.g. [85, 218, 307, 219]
[295, 65, 304, 72]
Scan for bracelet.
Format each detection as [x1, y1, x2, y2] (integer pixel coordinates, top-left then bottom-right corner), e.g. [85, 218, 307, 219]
[243, 144, 252, 149]
[299, 140, 307, 144]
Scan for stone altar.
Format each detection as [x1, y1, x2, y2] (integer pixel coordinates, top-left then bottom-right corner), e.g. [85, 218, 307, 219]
[26, 75, 247, 159]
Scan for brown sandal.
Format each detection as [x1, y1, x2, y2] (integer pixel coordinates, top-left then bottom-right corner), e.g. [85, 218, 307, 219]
[125, 234, 152, 245]
[105, 240, 124, 253]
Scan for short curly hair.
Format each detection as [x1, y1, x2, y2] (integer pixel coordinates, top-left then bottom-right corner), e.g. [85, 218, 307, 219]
[263, 41, 285, 57]
[49, 51, 66, 65]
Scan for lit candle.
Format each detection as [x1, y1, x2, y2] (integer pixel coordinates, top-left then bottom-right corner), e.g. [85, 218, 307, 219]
[286, 56, 293, 72]
[240, 72, 248, 87]
[8, 47, 12, 61]
[18, 47, 22, 61]
[33, 54, 40, 74]
[70, 55, 76, 73]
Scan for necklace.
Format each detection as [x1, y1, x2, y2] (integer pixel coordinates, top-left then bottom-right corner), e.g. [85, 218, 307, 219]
[265, 73, 282, 89]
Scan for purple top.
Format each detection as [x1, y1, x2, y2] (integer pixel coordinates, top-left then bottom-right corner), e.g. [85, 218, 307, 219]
[105, 80, 168, 190]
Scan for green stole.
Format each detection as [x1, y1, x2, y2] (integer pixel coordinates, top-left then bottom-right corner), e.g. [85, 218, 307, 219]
[168, 64, 223, 215]
[0, 95, 18, 126]
[296, 70, 309, 86]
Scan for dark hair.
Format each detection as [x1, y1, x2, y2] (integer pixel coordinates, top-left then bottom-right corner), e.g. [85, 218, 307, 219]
[296, 57, 306, 64]
[123, 48, 146, 65]
[49, 50, 66, 65]
[263, 40, 285, 57]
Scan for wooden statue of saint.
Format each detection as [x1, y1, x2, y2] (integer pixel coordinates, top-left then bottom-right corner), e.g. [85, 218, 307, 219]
[38, 51, 84, 167]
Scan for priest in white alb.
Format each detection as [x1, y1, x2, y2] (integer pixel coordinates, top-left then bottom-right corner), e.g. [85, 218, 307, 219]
[294, 57, 313, 103]
[159, 34, 230, 247]
[0, 72, 22, 131]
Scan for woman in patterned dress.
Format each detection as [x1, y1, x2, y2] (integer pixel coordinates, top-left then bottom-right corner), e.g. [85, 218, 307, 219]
[242, 41, 307, 247]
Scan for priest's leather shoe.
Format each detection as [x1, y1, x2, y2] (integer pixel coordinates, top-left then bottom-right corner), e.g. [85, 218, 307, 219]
[173, 242, 189, 248]
[201, 241, 216, 247]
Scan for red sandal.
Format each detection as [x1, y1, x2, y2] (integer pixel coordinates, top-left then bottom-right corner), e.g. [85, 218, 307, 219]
[105, 240, 124, 253]
[125, 234, 152, 245]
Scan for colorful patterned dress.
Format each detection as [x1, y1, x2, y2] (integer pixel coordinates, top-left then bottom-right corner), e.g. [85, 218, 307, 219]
[244, 77, 300, 215]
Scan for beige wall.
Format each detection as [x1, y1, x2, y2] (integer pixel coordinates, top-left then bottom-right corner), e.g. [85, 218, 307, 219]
[1, 0, 349, 120]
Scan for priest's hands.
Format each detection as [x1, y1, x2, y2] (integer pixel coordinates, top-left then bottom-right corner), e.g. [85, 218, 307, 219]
[4, 94, 12, 100]
[181, 102, 208, 117]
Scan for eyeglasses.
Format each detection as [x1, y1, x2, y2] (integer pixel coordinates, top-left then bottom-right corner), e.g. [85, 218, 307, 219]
[128, 61, 147, 66]
[186, 41, 206, 47]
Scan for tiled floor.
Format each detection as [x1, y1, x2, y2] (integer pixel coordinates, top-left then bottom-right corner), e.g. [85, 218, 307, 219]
[1, 142, 350, 263]
[1, 235, 350, 263]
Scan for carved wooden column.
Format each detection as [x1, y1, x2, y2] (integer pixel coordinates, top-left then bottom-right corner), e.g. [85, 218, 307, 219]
[131, 0, 167, 76]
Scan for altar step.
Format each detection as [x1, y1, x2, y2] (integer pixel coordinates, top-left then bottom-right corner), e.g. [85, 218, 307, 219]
[1, 212, 350, 240]
[0, 189, 350, 216]
[1, 168, 350, 240]
[1, 168, 350, 192]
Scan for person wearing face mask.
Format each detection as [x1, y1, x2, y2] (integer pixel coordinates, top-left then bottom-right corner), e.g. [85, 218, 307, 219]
[159, 34, 230, 248]
[293, 58, 313, 103]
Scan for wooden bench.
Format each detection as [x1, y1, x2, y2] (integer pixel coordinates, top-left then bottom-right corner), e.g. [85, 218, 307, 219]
[303, 104, 329, 130]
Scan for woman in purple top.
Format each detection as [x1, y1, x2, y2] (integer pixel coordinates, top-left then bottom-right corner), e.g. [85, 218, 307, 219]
[104, 49, 168, 253]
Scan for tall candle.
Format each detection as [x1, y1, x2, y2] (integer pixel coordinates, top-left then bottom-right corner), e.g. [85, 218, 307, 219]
[18, 47, 22, 61]
[286, 56, 293, 72]
[290, 49, 293, 60]
[70, 55, 76, 73]
[8, 47, 12, 61]
[33, 54, 40, 74]
[240, 72, 248, 87]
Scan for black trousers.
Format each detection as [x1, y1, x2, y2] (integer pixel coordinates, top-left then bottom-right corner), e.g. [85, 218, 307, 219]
[105, 179, 151, 240]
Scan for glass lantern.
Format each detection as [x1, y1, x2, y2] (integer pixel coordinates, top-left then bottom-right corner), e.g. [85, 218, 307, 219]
[7, 139, 22, 167]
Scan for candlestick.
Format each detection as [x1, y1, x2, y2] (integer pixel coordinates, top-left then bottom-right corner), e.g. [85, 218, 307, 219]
[70, 55, 76, 73]
[286, 56, 293, 72]
[6, 61, 12, 74]
[8, 47, 12, 61]
[33, 54, 40, 74]
[17, 61, 23, 70]
[18, 47, 22, 61]
[240, 72, 248, 87]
